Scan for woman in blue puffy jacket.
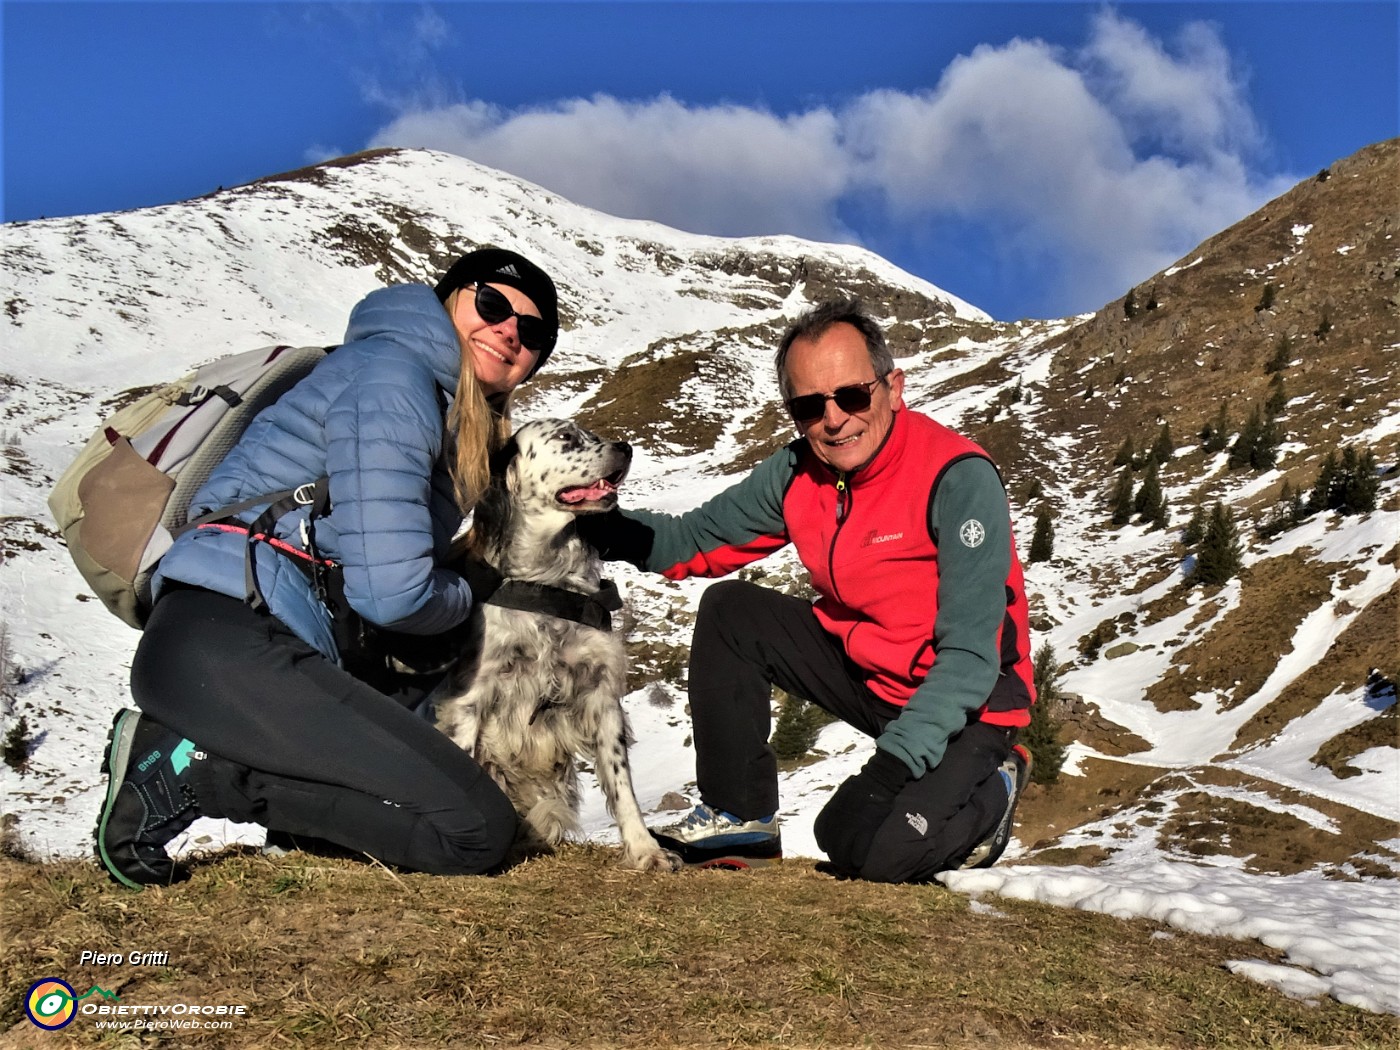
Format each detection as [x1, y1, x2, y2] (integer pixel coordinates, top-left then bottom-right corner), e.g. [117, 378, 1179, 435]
[94, 249, 559, 888]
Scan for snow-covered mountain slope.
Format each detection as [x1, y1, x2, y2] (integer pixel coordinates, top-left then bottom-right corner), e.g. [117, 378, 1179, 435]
[2, 144, 1396, 1012]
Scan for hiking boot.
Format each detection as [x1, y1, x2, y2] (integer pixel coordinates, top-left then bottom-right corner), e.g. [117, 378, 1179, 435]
[650, 803, 782, 869]
[94, 708, 203, 889]
[961, 744, 1032, 870]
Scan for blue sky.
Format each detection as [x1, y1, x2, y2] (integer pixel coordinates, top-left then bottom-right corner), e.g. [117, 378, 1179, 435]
[3, 2, 1396, 319]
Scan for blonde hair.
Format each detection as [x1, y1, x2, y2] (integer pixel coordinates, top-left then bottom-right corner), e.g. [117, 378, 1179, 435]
[443, 288, 514, 513]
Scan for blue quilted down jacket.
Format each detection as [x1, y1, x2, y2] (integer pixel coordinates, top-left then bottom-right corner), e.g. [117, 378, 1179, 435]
[153, 283, 472, 661]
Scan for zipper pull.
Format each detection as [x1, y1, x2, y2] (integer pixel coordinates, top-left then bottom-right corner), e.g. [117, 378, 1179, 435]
[835, 474, 849, 522]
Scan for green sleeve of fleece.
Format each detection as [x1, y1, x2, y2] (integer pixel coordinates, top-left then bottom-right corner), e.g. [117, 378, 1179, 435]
[876, 456, 1012, 775]
[602, 442, 798, 577]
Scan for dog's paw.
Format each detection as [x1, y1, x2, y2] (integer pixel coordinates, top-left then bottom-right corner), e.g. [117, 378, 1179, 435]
[621, 846, 684, 873]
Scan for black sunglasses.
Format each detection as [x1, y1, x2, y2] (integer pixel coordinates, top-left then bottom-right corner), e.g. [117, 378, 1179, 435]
[785, 377, 886, 423]
[469, 284, 555, 355]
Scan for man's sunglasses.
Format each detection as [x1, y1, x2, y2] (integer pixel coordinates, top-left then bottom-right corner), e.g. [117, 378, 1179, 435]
[469, 284, 555, 355]
[785, 377, 885, 423]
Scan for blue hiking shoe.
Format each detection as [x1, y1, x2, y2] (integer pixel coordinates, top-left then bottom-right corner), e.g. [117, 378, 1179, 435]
[650, 803, 782, 869]
[962, 744, 1031, 869]
[94, 708, 203, 888]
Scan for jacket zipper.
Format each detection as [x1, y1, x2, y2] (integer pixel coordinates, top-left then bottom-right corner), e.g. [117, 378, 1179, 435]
[828, 472, 851, 603]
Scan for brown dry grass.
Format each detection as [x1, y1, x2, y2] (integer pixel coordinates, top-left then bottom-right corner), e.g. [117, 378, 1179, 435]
[1142, 553, 1334, 715]
[2, 847, 1393, 1049]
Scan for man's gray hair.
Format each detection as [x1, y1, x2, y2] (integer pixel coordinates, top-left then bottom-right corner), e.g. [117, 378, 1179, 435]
[774, 298, 894, 401]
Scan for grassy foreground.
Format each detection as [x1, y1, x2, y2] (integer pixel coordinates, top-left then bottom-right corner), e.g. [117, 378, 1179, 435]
[1, 845, 1390, 1049]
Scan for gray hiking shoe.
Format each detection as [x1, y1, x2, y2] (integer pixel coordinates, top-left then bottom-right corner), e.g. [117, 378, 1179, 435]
[962, 744, 1031, 869]
[94, 708, 203, 889]
[650, 803, 782, 869]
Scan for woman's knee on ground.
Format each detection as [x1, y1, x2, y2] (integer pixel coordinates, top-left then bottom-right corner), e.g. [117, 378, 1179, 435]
[406, 788, 520, 876]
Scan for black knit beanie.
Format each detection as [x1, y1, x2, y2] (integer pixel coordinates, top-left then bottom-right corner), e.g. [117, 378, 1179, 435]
[434, 248, 560, 376]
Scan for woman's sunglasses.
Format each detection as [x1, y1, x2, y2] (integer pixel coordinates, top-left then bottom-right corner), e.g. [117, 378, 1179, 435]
[785, 377, 885, 423]
[469, 284, 555, 355]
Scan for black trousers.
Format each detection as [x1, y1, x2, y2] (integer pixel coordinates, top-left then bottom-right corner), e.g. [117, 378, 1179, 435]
[689, 579, 1013, 881]
[130, 587, 517, 875]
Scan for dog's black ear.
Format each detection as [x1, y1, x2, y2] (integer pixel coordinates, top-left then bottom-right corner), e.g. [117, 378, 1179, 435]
[488, 436, 520, 480]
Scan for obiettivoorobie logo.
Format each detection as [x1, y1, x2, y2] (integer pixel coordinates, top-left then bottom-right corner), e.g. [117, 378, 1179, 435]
[24, 978, 119, 1030]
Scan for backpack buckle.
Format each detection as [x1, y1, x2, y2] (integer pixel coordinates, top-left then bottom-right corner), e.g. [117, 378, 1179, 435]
[293, 483, 318, 505]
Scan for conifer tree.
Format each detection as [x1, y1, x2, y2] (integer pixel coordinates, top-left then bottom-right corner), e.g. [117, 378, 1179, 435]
[1123, 289, 1138, 319]
[1202, 403, 1230, 454]
[1340, 446, 1381, 513]
[1025, 643, 1067, 785]
[1134, 460, 1164, 522]
[770, 691, 821, 760]
[1150, 493, 1170, 532]
[1182, 503, 1207, 546]
[1251, 410, 1281, 470]
[1028, 507, 1054, 563]
[1110, 466, 1135, 526]
[1113, 436, 1136, 467]
[1195, 502, 1243, 586]
[1266, 373, 1288, 417]
[1228, 406, 1263, 469]
[1256, 282, 1277, 312]
[1266, 335, 1292, 374]
[1308, 450, 1340, 513]
[1150, 422, 1174, 465]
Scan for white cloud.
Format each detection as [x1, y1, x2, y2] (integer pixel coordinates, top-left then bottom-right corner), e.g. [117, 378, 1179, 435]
[365, 12, 1295, 315]
[372, 95, 854, 241]
[1079, 9, 1263, 158]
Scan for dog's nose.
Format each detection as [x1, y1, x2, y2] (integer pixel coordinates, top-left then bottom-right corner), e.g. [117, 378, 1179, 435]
[615, 441, 632, 457]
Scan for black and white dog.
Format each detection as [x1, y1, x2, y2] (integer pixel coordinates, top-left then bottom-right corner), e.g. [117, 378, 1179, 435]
[432, 419, 681, 872]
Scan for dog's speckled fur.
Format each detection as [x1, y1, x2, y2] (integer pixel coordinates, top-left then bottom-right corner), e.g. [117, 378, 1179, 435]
[433, 420, 681, 872]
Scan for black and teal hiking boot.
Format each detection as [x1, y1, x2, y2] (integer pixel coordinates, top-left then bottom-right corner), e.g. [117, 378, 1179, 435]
[650, 803, 782, 870]
[961, 744, 1032, 869]
[95, 708, 203, 888]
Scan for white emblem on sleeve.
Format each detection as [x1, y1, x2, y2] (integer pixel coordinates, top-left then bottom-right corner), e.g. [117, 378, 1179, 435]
[960, 519, 986, 548]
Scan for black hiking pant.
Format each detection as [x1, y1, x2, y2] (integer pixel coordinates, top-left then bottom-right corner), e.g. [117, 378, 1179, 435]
[689, 579, 1014, 882]
[130, 587, 517, 875]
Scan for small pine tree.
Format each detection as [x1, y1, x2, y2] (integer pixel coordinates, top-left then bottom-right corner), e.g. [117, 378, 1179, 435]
[1265, 335, 1292, 374]
[1110, 466, 1135, 526]
[1112, 436, 1136, 467]
[1265, 373, 1288, 417]
[1181, 503, 1207, 546]
[1134, 461, 1164, 522]
[1315, 309, 1333, 340]
[1202, 403, 1230, 454]
[1150, 422, 1174, 465]
[1124, 289, 1138, 319]
[1256, 282, 1277, 312]
[771, 691, 822, 760]
[1024, 643, 1067, 785]
[1146, 288, 1159, 310]
[1308, 450, 1340, 513]
[1028, 508, 1054, 563]
[1340, 446, 1381, 514]
[1195, 502, 1243, 587]
[1288, 482, 1307, 526]
[1250, 411, 1281, 471]
[1150, 493, 1170, 532]
[1228, 407, 1258, 469]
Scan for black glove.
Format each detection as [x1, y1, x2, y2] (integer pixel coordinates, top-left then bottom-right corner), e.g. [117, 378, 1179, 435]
[814, 749, 914, 876]
[574, 507, 656, 565]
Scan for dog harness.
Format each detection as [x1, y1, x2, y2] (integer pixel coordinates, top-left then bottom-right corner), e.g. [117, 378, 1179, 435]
[464, 559, 623, 632]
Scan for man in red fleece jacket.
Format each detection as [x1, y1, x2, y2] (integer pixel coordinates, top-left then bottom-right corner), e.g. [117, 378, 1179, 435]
[589, 298, 1035, 882]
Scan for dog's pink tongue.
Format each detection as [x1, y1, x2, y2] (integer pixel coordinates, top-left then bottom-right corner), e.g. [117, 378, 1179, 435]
[558, 479, 618, 504]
